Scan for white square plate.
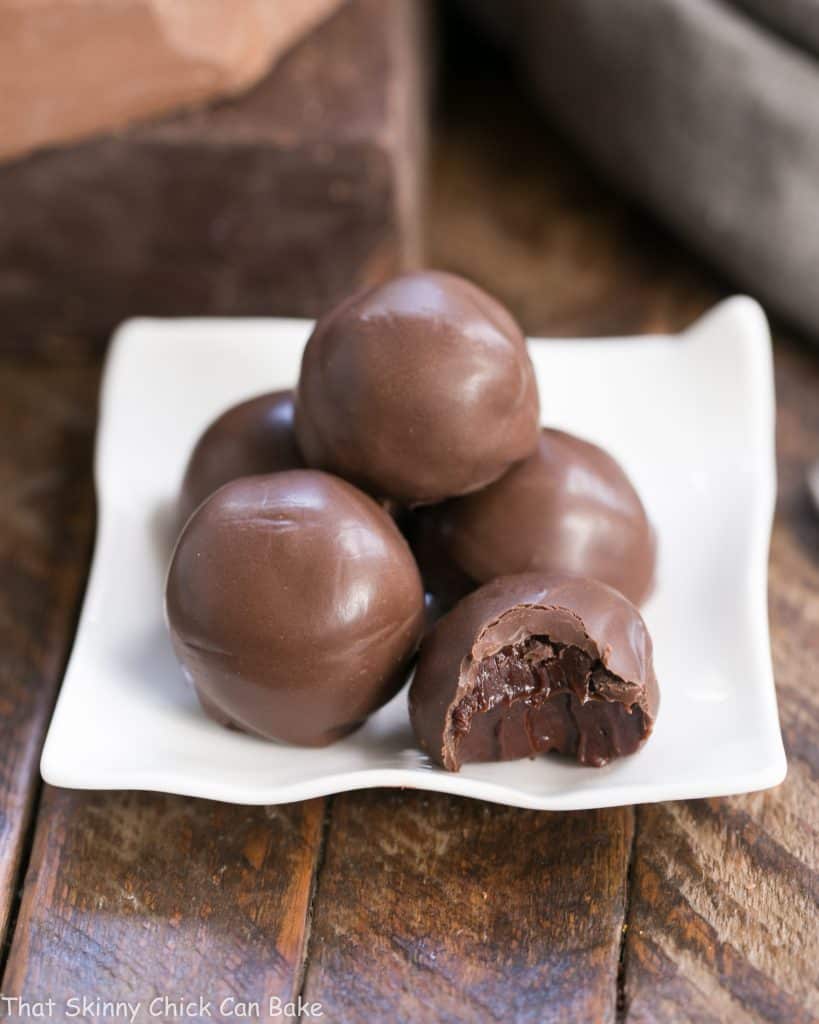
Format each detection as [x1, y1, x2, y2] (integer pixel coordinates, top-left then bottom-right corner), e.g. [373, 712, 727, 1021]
[41, 297, 786, 809]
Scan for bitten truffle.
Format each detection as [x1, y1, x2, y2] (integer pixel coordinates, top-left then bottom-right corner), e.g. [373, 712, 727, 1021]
[178, 390, 304, 526]
[294, 270, 541, 506]
[167, 470, 425, 747]
[409, 573, 659, 770]
[415, 428, 656, 605]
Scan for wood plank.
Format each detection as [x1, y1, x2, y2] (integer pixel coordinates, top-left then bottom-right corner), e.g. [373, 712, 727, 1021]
[621, 342, 819, 1023]
[349, 16, 817, 1021]
[303, 791, 633, 1023]
[0, 359, 326, 1009]
[0, 0, 428, 1005]
[429, 15, 819, 1021]
[298, 20, 713, 1022]
[3, 7, 815, 1019]
[0, 359, 99, 947]
[3, 788, 326, 1014]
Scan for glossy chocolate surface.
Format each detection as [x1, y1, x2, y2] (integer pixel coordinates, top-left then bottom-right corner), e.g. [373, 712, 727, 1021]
[417, 428, 656, 605]
[409, 573, 659, 770]
[178, 390, 304, 527]
[167, 470, 425, 747]
[294, 270, 540, 506]
[400, 507, 477, 631]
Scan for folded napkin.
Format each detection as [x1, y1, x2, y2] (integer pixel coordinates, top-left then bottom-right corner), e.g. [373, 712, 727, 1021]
[733, 0, 819, 57]
[467, 0, 819, 339]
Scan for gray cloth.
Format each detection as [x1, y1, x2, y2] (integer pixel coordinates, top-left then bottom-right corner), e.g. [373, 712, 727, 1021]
[733, 0, 819, 58]
[467, 0, 819, 339]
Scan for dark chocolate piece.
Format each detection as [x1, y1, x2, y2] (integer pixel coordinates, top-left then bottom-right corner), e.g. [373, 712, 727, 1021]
[400, 507, 476, 631]
[409, 573, 659, 770]
[166, 469, 425, 747]
[178, 390, 304, 526]
[416, 428, 656, 605]
[294, 270, 541, 506]
[0, 0, 427, 354]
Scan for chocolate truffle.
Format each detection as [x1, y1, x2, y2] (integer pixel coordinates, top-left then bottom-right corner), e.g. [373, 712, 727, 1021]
[178, 390, 304, 526]
[167, 470, 425, 747]
[294, 270, 541, 506]
[401, 508, 476, 630]
[409, 573, 659, 770]
[416, 428, 656, 606]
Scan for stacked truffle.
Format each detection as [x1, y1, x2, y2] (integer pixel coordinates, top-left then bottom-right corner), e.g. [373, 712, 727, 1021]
[166, 270, 659, 769]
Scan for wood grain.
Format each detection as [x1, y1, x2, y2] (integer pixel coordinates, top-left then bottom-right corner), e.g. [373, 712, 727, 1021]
[0, 8, 815, 1021]
[295, 29, 720, 1024]
[2, 789, 326, 1017]
[0, 1, 427, 1007]
[303, 791, 632, 1023]
[427, 18, 819, 1022]
[0, 359, 98, 949]
[621, 344, 819, 1024]
[0, 358, 326, 1012]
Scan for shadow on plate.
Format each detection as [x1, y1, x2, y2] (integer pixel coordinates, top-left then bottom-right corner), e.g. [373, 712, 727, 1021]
[151, 497, 180, 580]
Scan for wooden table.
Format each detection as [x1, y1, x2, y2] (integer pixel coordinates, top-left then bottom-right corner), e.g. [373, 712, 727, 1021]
[0, 24, 816, 1024]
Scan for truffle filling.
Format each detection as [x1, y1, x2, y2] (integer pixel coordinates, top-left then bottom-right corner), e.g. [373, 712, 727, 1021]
[449, 636, 647, 768]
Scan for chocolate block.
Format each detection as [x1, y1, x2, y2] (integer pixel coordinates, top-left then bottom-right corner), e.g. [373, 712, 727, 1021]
[0, 0, 427, 354]
[0, 0, 342, 163]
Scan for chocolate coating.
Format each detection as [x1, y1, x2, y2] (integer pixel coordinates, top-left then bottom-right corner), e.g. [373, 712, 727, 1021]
[417, 428, 656, 606]
[167, 470, 425, 747]
[178, 390, 304, 526]
[409, 573, 659, 770]
[401, 507, 476, 631]
[294, 270, 541, 506]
